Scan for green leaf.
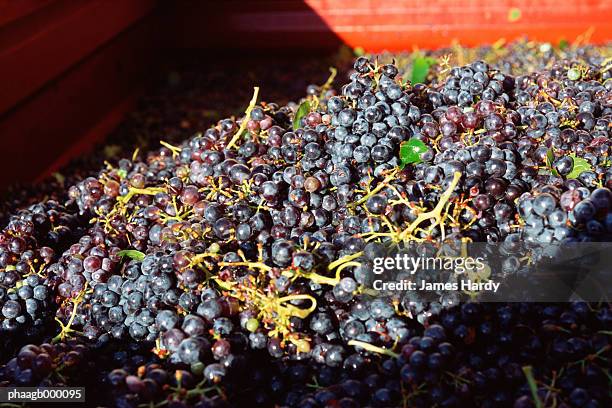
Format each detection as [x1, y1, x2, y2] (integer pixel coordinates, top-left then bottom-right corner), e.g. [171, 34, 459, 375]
[410, 56, 435, 85]
[545, 149, 554, 168]
[117, 169, 127, 179]
[353, 46, 365, 57]
[117, 250, 145, 261]
[400, 138, 429, 167]
[559, 38, 569, 50]
[566, 155, 592, 179]
[508, 7, 522, 22]
[546, 149, 559, 176]
[293, 101, 311, 130]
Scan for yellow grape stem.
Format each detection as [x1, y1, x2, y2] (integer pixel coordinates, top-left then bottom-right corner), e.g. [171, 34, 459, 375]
[281, 269, 340, 287]
[348, 339, 400, 358]
[399, 171, 462, 240]
[226, 87, 260, 149]
[328, 251, 364, 271]
[218, 261, 271, 272]
[276, 294, 317, 319]
[118, 187, 166, 205]
[350, 169, 399, 208]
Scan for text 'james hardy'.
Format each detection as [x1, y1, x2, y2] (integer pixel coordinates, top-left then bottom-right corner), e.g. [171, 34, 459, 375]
[373, 279, 500, 293]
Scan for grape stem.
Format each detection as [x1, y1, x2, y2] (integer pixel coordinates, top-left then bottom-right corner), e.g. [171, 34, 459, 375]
[52, 284, 88, 343]
[188, 252, 221, 268]
[350, 168, 399, 208]
[218, 260, 271, 272]
[212, 277, 317, 341]
[328, 251, 363, 270]
[318, 67, 337, 101]
[276, 294, 317, 319]
[226, 87, 260, 149]
[348, 339, 399, 358]
[281, 269, 339, 286]
[117, 187, 166, 205]
[398, 171, 462, 241]
[160, 140, 182, 158]
[522, 366, 543, 408]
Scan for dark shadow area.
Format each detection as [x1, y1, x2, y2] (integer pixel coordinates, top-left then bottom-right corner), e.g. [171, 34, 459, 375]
[166, 0, 344, 53]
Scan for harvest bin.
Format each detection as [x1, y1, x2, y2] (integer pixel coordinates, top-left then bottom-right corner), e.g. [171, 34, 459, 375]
[0, 0, 610, 188]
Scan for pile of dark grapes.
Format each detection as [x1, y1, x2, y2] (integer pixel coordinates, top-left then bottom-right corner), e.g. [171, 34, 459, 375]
[1, 40, 611, 407]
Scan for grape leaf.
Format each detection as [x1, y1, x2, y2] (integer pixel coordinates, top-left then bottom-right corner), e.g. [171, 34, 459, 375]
[293, 101, 311, 130]
[546, 148, 559, 176]
[117, 250, 145, 261]
[410, 56, 435, 85]
[566, 155, 592, 179]
[545, 149, 554, 168]
[353, 47, 365, 57]
[399, 138, 428, 168]
[508, 7, 522, 22]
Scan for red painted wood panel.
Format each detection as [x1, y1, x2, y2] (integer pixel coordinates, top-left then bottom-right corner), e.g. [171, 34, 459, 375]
[0, 16, 160, 186]
[0, 0, 56, 27]
[0, 0, 157, 115]
[172, 0, 612, 51]
[306, 0, 612, 50]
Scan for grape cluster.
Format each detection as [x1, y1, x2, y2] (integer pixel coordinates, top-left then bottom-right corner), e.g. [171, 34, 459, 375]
[0, 341, 91, 387]
[0, 40, 610, 407]
[0, 201, 82, 333]
[518, 186, 612, 243]
[439, 61, 511, 107]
